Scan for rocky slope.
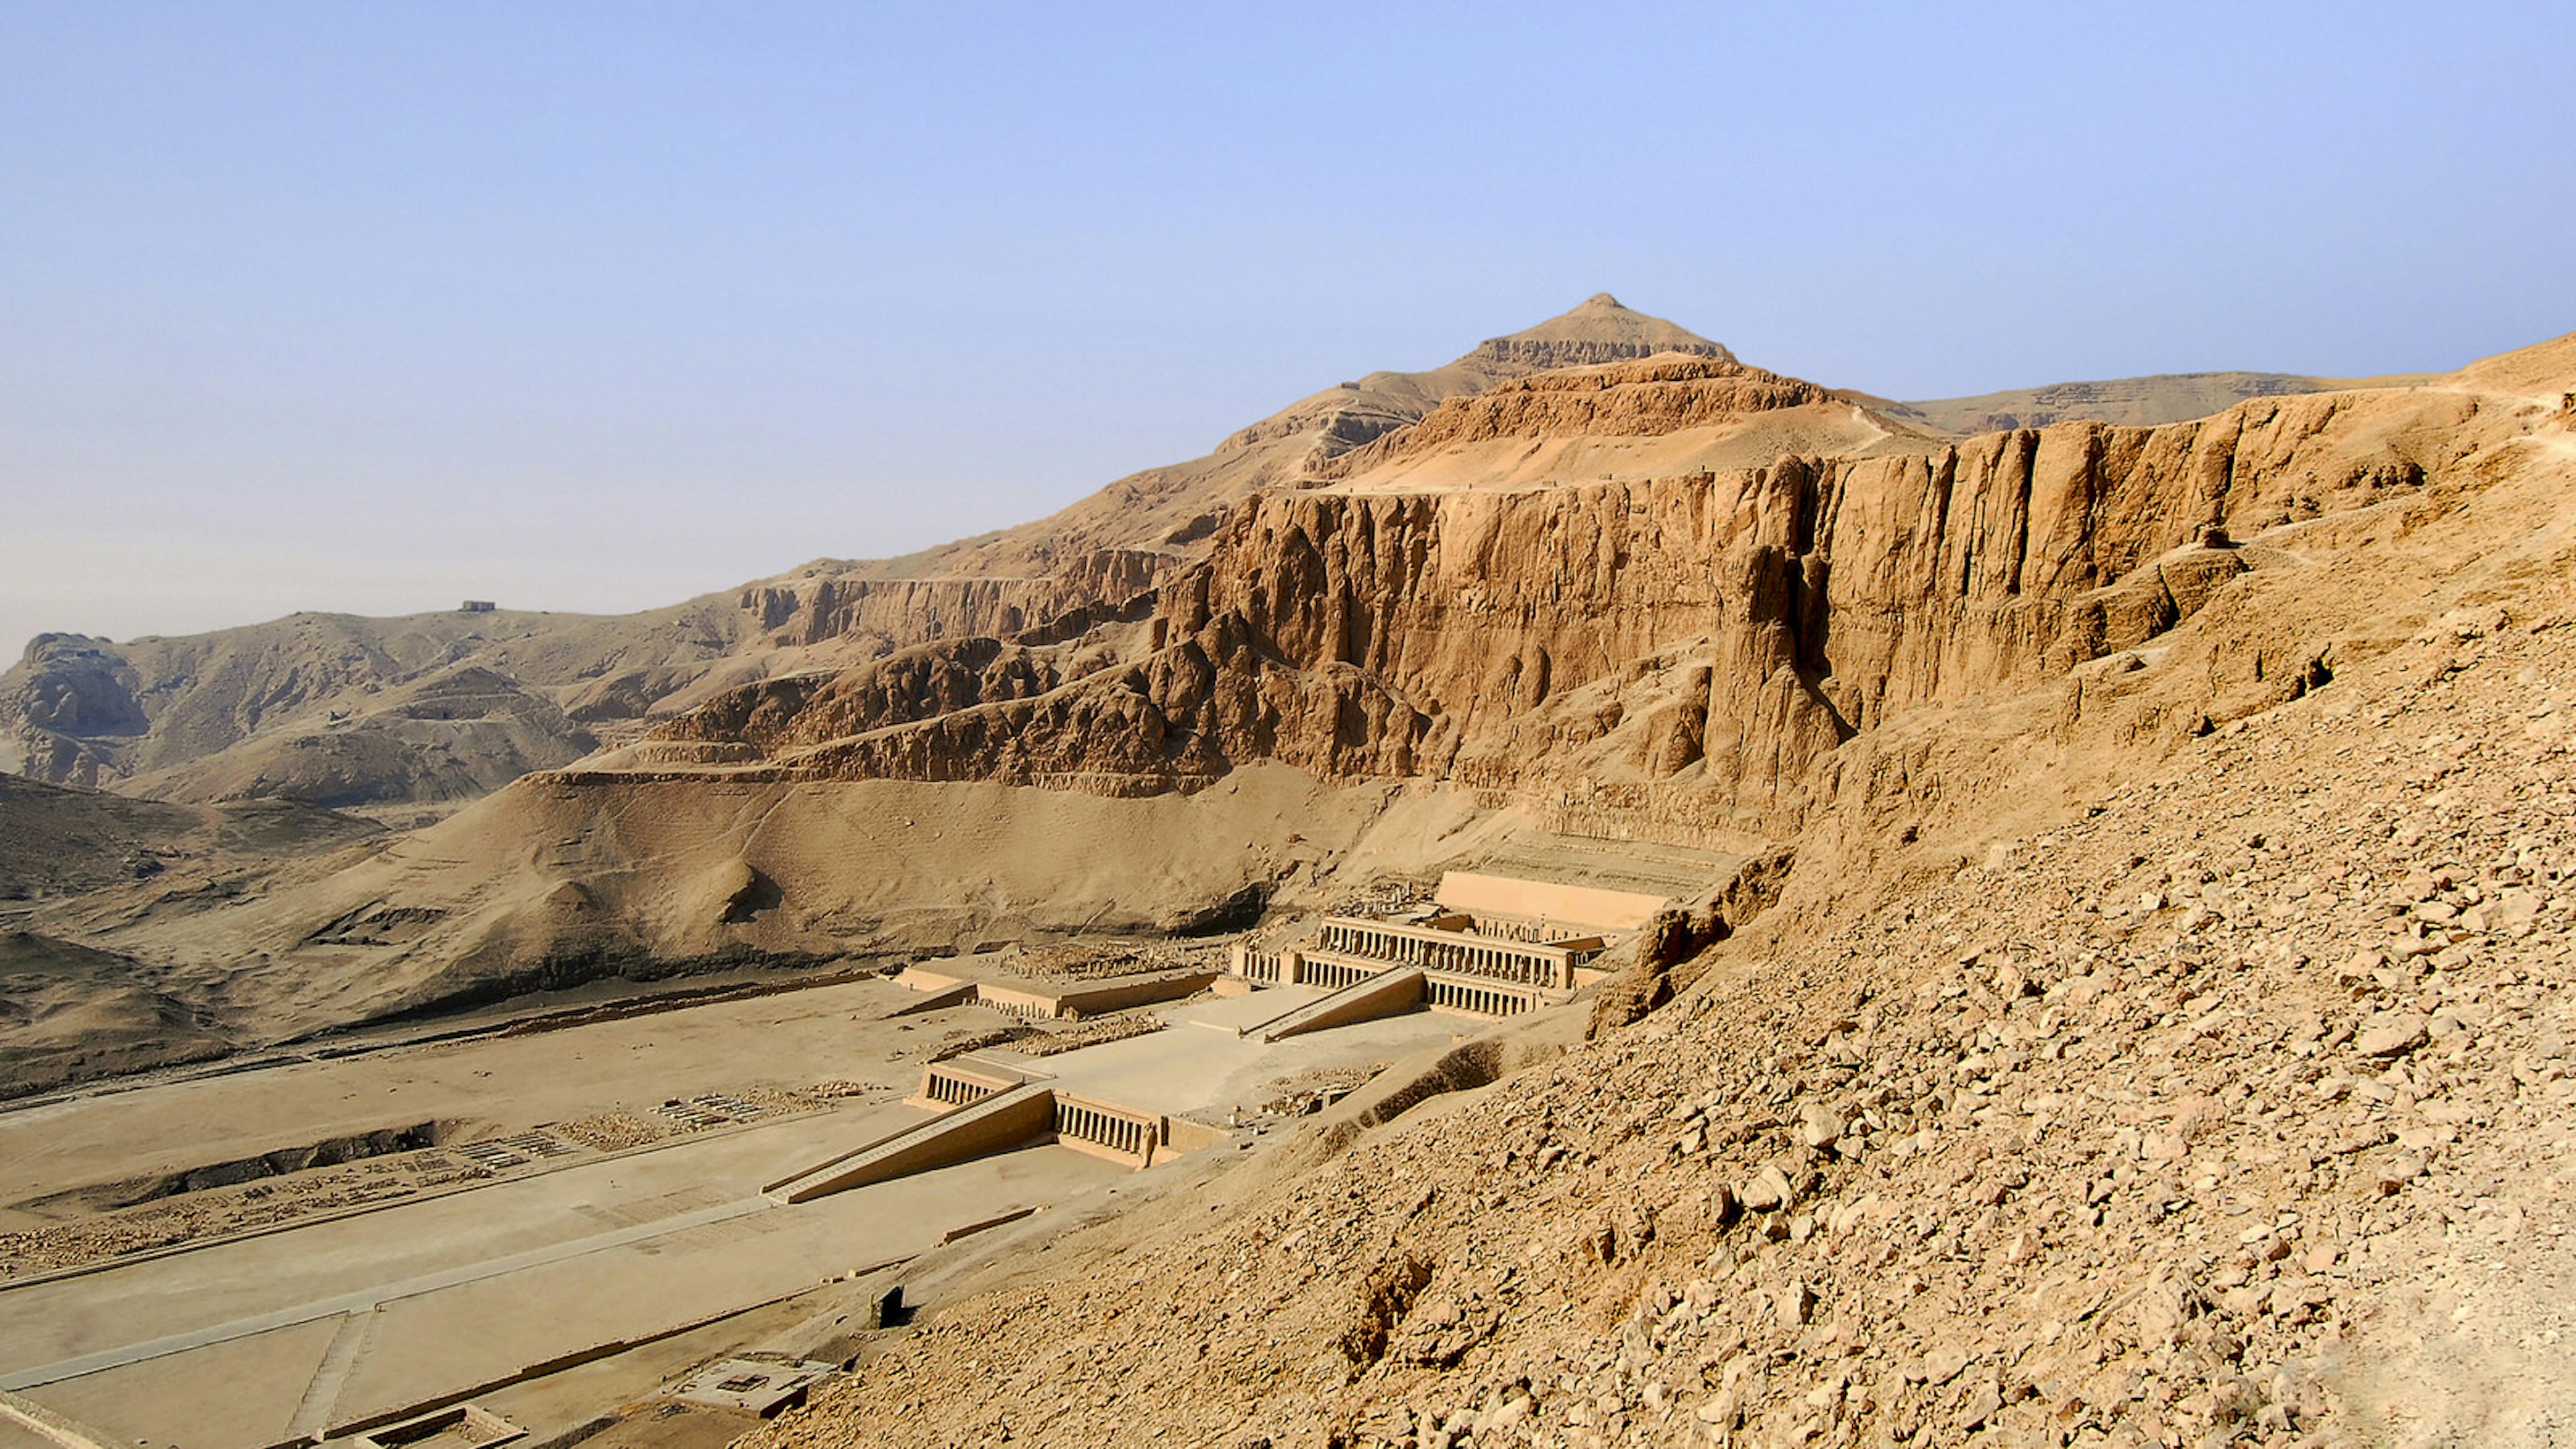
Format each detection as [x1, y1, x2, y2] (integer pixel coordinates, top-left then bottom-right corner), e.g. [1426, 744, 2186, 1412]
[0, 773, 381, 1095]
[756, 590, 2576, 1449]
[0, 771, 376, 903]
[731, 339, 2576, 1449]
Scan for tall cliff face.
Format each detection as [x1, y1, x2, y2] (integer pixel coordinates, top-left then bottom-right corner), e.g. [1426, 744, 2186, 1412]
[732, 549, 1167, 650]
[7, 295, 2502, 821]
[21, 292, 2364, 816]
[648, 379, 2506, 844]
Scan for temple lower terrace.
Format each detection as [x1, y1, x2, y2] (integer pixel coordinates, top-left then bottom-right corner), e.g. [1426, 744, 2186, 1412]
[0, 869, 1660, 1447]
[1, 881, 1621, 1449]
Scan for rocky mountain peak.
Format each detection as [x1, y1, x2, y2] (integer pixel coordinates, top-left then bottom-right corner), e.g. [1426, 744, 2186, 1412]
[1468, 293, 1737, 372]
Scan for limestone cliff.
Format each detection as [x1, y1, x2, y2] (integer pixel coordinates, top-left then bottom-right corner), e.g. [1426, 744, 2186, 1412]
[647, 375, 2508, 849]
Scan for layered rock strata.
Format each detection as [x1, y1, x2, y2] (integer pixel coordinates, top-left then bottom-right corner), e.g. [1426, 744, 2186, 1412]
[651, 383, 2494, 843]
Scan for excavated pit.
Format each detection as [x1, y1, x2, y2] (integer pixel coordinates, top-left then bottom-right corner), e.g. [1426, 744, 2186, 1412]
[12, 1118, 466, 1218]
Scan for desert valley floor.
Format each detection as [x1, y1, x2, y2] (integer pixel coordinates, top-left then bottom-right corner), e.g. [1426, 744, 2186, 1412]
[6, 301, 2575, 1448]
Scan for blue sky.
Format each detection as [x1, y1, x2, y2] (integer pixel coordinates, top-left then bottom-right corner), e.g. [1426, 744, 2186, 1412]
[3, 3, 2570, 657]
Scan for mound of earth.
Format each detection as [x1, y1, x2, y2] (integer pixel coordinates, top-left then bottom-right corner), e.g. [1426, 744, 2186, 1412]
[0, 930, 233, 1099]
[63, 763, 1448, 1047]
[0, 771, 377, 902]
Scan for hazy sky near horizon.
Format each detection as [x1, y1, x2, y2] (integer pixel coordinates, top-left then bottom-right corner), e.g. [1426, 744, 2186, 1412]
[5, 3, 2571, 661]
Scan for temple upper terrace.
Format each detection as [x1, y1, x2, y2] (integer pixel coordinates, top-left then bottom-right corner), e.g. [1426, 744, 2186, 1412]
[1230, 870, 1668, 1014]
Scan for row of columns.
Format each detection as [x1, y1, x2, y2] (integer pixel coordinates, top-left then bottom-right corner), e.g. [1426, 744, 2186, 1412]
[1057, 1101, 1155, 1159]
[1303, 955, 1379, 989]
[1428, 979, 1531, 1017]
[983, 994, 1054, 1021]
[1318, 920, 1567, 989]
[925, 1071, 1000, 1106]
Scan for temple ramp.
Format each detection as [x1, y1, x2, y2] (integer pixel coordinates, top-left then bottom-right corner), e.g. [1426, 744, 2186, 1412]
[1, 1389, 134, 1449]
[1172, 983, 1326, 1034]
[885, 977, 979, 1016]
[764, 1083, 1056, 1203]
[1247, 968, 1426, 1043]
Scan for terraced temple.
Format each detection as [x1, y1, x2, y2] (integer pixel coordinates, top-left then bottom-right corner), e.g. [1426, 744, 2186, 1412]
[1233, 871, 1664, 1016]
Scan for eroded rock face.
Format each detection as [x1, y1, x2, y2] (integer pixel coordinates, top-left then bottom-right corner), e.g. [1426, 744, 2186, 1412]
[655, 383, 2484, 841]
[3, 636, 149, 786]
[733, 549, 1168, 651]
[1321, 356, 1837, 465]
[0, 299, 2489, 822]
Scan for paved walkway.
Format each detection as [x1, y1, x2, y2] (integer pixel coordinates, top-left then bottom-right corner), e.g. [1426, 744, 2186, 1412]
[3, 1116, 1124, 1449]
[0, 1195, 769, 1390]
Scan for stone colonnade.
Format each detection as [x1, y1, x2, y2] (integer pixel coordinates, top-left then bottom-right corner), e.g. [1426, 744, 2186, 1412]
[1300, 953, 1381, 989]
[1315, 918, 1573, 990]
[1055, 1097, 1158, 1161]
[923, 1065, 1012, 1106]
[1426, 977, 1538, 1017]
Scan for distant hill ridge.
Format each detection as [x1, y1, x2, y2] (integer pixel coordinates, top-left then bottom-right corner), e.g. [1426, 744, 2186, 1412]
[1875, 368, 2408, 435]
[0, 297, 2398, 810]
